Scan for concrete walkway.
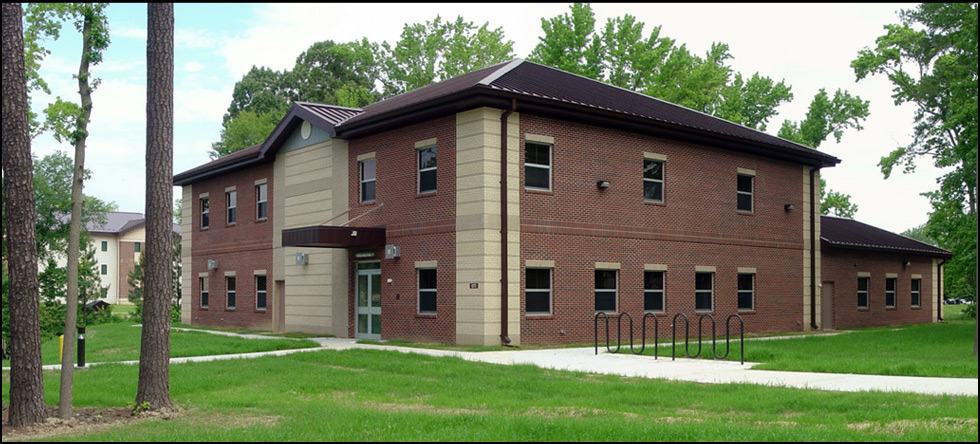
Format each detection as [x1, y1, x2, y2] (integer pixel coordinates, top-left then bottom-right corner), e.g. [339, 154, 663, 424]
[6, 329, 976, 397]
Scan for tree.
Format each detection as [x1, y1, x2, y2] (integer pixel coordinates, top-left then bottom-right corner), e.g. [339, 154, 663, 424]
[287, 38, 382, 106]
[528, 3, 604, 80]
[127, 237, 182, 324]
[900, 223, 937, 246]
[208, 109, 281, 159]
[137, 2, 175, 410]
[852, 5, 977, 349]
[2, 1, 46, 427]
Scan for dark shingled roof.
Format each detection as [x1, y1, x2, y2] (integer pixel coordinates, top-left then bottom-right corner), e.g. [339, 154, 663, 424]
[820, 216, 951, 258]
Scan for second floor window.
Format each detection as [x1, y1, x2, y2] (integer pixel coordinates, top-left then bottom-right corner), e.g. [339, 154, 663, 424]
[226, 191, 237, 224]
[101, 241, 108, 252]
[201, 197, 210, 229]
[737, 174, 753, 212]
[525, 142, 551, 191]
[418, 146, 437, 194]
[643, 159, 664, 202]
[101, 264, 108, 275]
[360, 158, 376, 203]
[134, 242, 141, 253]
[256, 183, 267, 220]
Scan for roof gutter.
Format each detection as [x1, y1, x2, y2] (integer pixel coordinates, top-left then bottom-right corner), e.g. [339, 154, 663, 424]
[173, 155, 264, 186]
[499, 98, 516, 346]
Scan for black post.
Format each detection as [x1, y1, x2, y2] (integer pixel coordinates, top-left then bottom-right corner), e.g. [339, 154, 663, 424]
[76, 326, 86, 368]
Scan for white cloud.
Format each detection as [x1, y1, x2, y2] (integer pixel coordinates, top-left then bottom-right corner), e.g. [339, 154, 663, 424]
[182, 61, 206, 73]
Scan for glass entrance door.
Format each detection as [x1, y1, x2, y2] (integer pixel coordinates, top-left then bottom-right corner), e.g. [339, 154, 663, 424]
[356, 262, 381, 340]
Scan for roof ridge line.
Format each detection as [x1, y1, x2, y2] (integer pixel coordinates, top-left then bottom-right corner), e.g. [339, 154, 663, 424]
[294, 101, 364, 112]
[477, 58, 525, 86]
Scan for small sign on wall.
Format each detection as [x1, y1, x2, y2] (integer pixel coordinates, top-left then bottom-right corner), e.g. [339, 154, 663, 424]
[469, 283, 479, 289]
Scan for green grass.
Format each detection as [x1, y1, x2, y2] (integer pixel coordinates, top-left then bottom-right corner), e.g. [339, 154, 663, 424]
[628, 320, 977, 378]
[2, 322, 319, 367]
[2, 348, 976, 441]
[170, 323, 330, 339]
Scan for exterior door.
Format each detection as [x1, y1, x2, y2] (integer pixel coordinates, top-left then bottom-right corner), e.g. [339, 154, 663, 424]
[821, 282, 835, 331]
[356, 262, 382, 340]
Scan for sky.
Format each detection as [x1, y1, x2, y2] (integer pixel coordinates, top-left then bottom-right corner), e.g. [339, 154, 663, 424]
[26, 2, 945, 234]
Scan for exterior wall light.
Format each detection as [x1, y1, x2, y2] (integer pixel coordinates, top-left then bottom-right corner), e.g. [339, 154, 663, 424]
[597, 180, 611, 189]
[784, 204, 795, 211]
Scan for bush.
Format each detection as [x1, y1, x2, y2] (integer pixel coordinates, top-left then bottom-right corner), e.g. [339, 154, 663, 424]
[964, 303, 977, 320]
[128, 297, 181, 324]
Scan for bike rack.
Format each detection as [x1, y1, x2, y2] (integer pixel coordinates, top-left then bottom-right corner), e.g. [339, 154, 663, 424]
[597, 312, 742, 364]
[725, 314, 745, 365]
[672, 313, 698, 360]
[594, 312, 660, 358]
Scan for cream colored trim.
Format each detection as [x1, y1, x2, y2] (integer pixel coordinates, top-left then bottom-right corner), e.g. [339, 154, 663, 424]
[224, 271, 236, 277]
[737, 168, 756, 176]
[254, 178, 267, 186]
[198, 272, 209, 278]
[594, 262, 621, 270]
[254, 270, 267, 276]
[357, 152, 376, 161]
[911, 274, 922, 279]
[886, 273, 898, 278]
[857, 272, 871, 278]
[526, 260, 555, 268]
[737, 267, 757, 274]
[225, 186, 236, 192]
[643, 152, 667, 162]
[198, 192, 209, 199]
[525, 133, 555, 145]
[415, 138, 438, 149]
[415, 260, 438, 269]
[695, 266, 716, 273]
[644, 264, 668, 271]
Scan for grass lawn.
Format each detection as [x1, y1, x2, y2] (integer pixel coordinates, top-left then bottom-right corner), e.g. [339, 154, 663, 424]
[2, 348, 977, 441]
[627, 317, 978, 378]
[2, 322, 319, 367]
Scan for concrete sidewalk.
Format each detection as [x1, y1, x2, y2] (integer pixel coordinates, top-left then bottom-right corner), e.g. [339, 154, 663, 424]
[6, 329, 976, 397]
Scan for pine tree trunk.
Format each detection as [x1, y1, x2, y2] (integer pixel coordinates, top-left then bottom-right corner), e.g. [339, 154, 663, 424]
[58, 7, 98, 420]
[136, 2, 174, 410]
[2, 1, 48, 427]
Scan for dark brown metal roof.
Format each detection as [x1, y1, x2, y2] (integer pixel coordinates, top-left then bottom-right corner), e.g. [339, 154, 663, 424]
[173, 144, 262, 185]
[820, 216, 952, 258]
[294, 102, 363, 125]
[282, 226, 386, 249]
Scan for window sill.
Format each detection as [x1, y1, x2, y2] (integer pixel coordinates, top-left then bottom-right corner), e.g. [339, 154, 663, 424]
[526, 313, 554, 319]
[911, 306, 922, 310]
[857, 307, 870, 311]
[255, 309, 267, 313]
[737, 211, 754, 216]
[200, 227, 209, 232]
[885, 307, 897, 311]
[255, 218, 268, 224]
[199, 307, 209, 311]
[415, 192, 438, 199]
[643, 311, 667, 316]
[643, 200, 665, 207]
[225, 308, 236, 312]
[737, 309, 756, 314]
[525, 188, 553, 195]
[415, 313, 437, 319]
[359, 200, 377, 207]
[226, 223, 236, 227]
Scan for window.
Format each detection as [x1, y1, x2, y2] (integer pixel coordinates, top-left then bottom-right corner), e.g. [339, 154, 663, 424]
[256, 183, 267, 220]
[525, 268, 552, 315]
[256, 275, 267, 310]
[857, 277, 869, 308]
[101, 241, 108, 252]
[418, 146, 437, 194]
[201, 197, 210, 229]
[100, 264, 108, 275]
[738, 273, 754, 311]
[134, 242, 141, 253]
[695, 272, 713, 311]
[737, 174, 753, 212]
[360, 158, 376, 203]
[418, 268, 437, 314]
[885, 277, 896, 308]
[200, 277, 209, 308]
[644, 271, 665, 312]
[226, 276, 236, 309]
[226, 191, 237, 224]
[911, 279, 921, 307]
[643, 159, 664, 202]
[594, 270, 617, 312]
[525, 142, 551, 191]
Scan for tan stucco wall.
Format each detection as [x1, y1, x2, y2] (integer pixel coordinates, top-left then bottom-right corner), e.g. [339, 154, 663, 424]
[273, 135, 350, 336]
[181, 186, 194, 324]
[803, 167, 822, 331]
[454, 107, 521, 346]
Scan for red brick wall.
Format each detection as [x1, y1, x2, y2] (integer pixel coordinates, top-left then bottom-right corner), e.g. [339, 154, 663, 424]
[189, 162, 274, 330]
[117, 241, 136, 302]
[518, 113, 809, 344]
[821, 248, 935, 329]
[347, 116, 457, 343]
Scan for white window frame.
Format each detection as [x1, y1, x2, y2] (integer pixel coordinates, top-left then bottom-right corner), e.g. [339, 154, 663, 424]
[911, 278, 921, 308]
[417, 145, 437, 194]
[643, 159, 665, 203]
[525, 268, 553, 316]
[525, 142, 552, 191]
[200, 276, 209, 309]
[857, 276, 869, 309]
[200, 197, 210, 229]
[885, 277, 897, 308]
[226, 191, 237, 225]
[255, 183, 267, 220]
[737, 174, 754, 213]
[360, 158, 376, 203]
[226, 276, 236, 310]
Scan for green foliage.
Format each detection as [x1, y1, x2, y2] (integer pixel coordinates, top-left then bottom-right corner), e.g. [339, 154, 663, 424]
[900, 223, 937, 246]
[208, 109, 282, 159]
[820, 177, 859, 218]
[287, 38, 382, 105]
[853, 3, 978, 305]
[126, 239, 183, 323]
[529, 3, 604, 80]
[36, 240, 110, 336]
[718, 72, 794, 131]
[963, 303, 976, 320]
[223, 66, 291, 125]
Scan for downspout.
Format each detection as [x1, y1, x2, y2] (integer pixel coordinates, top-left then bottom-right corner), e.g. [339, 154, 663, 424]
[499, 99, 517, 345]
[938, 259, 947, 321]
[810, 167, 819, 331]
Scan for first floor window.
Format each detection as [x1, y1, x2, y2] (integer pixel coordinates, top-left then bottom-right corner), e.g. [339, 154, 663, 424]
[360, 158, 376, 203]
[911, 279, 921, 307]
[418, 269, 437, 314]
[525, 268, 552, 315]
[644, 271, 665, 312]
[134, 242, 141, 253]
[737, 273, 754, 311]
[200, 277, 209, 308]
[100, 264, 108, 275]
[256, 275, 267, 310]
[695, 272, 713, 311]
[885, 277, 896, 308]
[226, 276, 236, 309]
[857, 277, 869, 308]
[525, 142, 552, 191]
[595, 270, 617, 312]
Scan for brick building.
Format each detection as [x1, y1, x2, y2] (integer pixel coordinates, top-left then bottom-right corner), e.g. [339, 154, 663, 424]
[173, 60, 951, 345]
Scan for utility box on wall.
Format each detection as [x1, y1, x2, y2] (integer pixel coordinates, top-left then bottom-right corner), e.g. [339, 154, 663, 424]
[385, 245, 401, 259]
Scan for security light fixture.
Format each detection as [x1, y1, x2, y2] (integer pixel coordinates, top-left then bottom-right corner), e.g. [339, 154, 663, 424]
[597, 179, 611, 189]
[784, 204, 795, 211]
